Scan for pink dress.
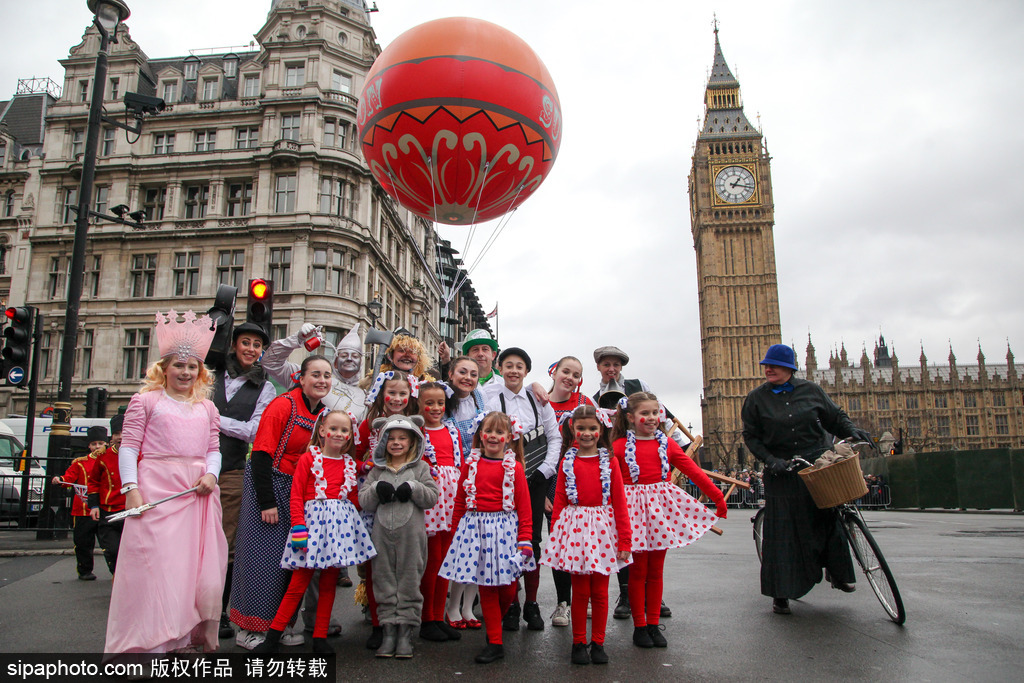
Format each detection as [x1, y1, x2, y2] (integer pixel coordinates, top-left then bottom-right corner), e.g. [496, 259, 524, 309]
[104, 390, 228, 653]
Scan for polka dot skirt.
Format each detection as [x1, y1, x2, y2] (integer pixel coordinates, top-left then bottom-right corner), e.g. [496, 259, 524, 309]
[625, 480, 718, 552]
[425, 465, 459, 536]
[541, 504, 630, 576]
[281, 499, 377, 570]
[439, 510, 537, 586]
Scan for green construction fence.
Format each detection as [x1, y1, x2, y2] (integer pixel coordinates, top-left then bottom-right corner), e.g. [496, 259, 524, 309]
[860, 448, 1024, 511]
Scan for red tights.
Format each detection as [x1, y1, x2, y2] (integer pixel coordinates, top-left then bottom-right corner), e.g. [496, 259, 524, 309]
[479, 583, 517, 645]
[270, 568, 339, 638]
[523, 568, 540, 603]
[570, 573, 609, 645]
[628, 550, 667, 627]
[419, 531, 452, 622]
[365, 562, 379, 627]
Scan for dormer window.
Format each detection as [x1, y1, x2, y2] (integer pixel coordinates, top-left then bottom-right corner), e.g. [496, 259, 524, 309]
[184, 58, 199, 80]
[202, 78, 219, 100]
[243, 74, 260, 98]
[224, 56, 238, 78]
[162, 80, 179, 104]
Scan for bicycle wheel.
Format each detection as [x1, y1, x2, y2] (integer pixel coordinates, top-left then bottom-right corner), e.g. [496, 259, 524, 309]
[841, 510, 906, 624]
[752, 508, 764, 563]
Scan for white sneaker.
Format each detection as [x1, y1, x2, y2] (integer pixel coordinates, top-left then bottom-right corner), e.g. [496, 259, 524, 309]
[281, 623, 305, 646]
[550, 601, 570, 627]
[235, 630, 265, 650]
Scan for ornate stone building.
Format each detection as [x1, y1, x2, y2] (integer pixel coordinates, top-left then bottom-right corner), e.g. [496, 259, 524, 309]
[0, 0, 487, 416]
[807, 336, 1024, 452]
[688, 28, 782, 468]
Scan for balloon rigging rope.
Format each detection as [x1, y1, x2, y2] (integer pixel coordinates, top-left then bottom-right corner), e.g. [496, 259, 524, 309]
[456, 182, 526, 286]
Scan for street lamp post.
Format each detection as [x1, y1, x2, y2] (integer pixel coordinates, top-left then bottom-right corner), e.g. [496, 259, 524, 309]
[40, 0, 130, 539]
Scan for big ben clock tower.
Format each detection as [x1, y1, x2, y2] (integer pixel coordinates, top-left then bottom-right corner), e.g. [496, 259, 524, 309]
[688, 26, 782, 468]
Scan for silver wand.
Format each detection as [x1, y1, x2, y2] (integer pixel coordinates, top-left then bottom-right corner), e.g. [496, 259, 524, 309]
[107, 486, 200, 522]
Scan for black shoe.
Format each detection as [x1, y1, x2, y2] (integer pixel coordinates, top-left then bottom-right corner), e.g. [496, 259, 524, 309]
[253, 628, 282, 654]
[826, 571, 856, 593]
[502, 602, 521, 632]
[311, 638, 334, 655]
[419, 621, 448, 642]
[589, 642, 609, 664]
[632, 626, 653, 648]
[613, 592, 631, 620]
[78, 572, 97, 581]
[659, 600, 672, 618]
[522, 601, 544, 631]
[218, 613, 234, 639]
[647, 624, 667, 648]
[365, 625, 384, 650]
[436, 620, 462, 641]
[772, 598, 791, 615]
[475, 642, 504, 664]
[571, 643, 590, 665]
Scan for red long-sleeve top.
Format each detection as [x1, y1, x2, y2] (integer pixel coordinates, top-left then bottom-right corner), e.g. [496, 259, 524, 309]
[612, 436, 727, 511]
[288, 451, 359, 527]
[423, 426, 461, 467]
[87, 445, 125, 512]
[451, 455, 532, 543]
[355, 419, 373, 461]
[551, 454, 632, 553]
[61, 453, 98, 516]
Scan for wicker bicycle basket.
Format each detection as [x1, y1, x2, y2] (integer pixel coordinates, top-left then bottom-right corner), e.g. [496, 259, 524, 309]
[798, 452, 869, 509]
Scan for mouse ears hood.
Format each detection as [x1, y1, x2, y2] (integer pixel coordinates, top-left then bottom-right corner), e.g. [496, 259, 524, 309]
[370, 414, 426, 466]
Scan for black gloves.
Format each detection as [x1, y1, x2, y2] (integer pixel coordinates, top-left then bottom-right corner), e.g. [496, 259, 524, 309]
[529, 470, 548, 487]
[376, 480, 395, 503]
[850, 428, 873, 444]
[766, 457, 790, 475]
[395, 482, 412, 502]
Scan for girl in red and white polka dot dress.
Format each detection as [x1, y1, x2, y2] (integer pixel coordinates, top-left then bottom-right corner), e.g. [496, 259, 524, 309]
[541, 404, 631, 666]
[416, 381, 466, 643]
[611, 392, 727, 649]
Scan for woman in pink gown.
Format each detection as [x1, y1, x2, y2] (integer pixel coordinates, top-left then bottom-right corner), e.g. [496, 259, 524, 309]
[105, 311, 228, 653]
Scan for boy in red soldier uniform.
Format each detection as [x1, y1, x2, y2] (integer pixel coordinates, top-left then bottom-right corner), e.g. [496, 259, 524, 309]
[87, 415, 125, 575]
[52, 426, 108, 580]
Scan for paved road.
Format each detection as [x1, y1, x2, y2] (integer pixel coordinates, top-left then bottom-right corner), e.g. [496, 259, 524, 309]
[1, 511, 1022, 681]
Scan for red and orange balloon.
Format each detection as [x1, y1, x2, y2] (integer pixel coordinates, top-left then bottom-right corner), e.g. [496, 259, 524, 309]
[357, 17, 562, 225]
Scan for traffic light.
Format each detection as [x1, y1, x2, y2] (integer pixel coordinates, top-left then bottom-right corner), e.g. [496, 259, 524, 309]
[3, 306, 36, 387]
[246, 278, 273, 338]
[85, 387, 108, 418]
[205, 284, 238, 370]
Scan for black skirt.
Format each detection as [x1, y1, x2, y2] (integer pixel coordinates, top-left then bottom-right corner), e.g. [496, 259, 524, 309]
[760, 470, 855, 599]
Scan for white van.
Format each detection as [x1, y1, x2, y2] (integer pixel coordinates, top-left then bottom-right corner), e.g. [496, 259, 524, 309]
[0, 421, 44, 519]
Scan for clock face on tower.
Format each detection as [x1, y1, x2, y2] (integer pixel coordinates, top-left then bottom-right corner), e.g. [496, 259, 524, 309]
[714, 165, 756, 204]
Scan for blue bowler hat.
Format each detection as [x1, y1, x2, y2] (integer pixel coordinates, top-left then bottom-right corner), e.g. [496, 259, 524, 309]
[759, 344, 798, 370]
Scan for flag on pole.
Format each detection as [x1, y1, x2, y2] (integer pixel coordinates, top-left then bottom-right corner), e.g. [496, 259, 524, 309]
[486, 303, 498, 318]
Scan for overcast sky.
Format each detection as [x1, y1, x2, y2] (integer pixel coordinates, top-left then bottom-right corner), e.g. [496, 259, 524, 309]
[3, 0, 1023, 429]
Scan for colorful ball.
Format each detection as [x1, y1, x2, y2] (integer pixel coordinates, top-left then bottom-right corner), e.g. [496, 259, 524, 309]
[357, 17, 562, 225]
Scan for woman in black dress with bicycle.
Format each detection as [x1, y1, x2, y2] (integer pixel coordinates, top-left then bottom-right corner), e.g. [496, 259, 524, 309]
[741, 344, 872, 615]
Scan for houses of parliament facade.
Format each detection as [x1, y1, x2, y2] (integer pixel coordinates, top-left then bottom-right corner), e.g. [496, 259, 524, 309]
[689, 29, 1022, 467]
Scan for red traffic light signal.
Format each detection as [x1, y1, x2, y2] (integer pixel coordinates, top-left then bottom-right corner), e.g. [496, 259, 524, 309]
[246, 278, 274, 333]
[3, 305, 36, 386]
[250, 279, 269, 300]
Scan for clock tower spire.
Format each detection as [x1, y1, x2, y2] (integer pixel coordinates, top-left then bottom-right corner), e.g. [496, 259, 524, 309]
[688, 26, 782, 469]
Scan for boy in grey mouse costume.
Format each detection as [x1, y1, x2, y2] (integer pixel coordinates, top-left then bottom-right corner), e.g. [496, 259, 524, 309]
[358, 414, 440, 659]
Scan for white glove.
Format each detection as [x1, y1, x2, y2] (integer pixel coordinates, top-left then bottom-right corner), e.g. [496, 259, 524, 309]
[299, 323, 316, 338]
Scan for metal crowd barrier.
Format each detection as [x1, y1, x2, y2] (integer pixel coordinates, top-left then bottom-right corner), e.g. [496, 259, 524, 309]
[680, 479, 889, 509]
[0, 466, 74, 531]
